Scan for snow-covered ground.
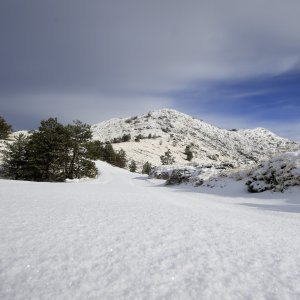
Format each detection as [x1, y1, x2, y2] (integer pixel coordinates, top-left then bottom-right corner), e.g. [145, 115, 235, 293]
[0, 161, 300, 299]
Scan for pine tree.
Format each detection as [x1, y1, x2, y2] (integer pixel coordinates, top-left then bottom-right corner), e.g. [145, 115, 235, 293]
[184, 145, 193, 161]
[26, 118, 68, 181]
[103, 143, 117, 165]
[86, 140, 105, 160]
[65, 120, 95, 179]
[0, 116, 12, 140]
[115, 149, 127, 168]
[0, 133, 28, 179]
[129, 160, 137, 172]
[142, 161, 152, 175]
[160, 149, 175, 165]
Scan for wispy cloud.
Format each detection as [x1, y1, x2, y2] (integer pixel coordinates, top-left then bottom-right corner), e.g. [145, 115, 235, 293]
[0, 0, 299, 134]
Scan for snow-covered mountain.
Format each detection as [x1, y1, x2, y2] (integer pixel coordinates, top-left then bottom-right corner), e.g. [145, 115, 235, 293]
[92, 108, 300, 170]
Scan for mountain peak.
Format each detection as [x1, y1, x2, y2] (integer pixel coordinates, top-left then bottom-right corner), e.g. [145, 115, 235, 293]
[92, 109, 300, 170]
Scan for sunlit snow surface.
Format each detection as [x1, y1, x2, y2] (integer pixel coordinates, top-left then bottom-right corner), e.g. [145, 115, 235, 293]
[0, 161, 300, 299]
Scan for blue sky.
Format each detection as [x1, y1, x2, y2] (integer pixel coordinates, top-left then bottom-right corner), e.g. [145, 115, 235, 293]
[0, 0, 299, 141]
[173, 70, 300, 137]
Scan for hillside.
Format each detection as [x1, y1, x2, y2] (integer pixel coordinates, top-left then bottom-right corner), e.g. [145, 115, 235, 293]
[92, 109, 300, 170]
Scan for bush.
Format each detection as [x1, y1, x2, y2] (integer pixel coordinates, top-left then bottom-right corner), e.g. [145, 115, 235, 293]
[142, 161, 152, 175]
[122, 134, 131, 142]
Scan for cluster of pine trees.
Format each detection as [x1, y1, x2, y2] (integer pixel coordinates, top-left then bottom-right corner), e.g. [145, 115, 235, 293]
[87, 141, 127, 168]
[0, 117, 131, 182]
[0, 118, 99, 181]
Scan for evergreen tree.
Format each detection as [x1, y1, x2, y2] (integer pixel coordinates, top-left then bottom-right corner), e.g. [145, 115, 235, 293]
[115, 149, 127, 168]
[103, 143, 117, 165]
[77, 159, 98, 178]
[160, 149, 175, 165]
[129, 160, 137, 172]
[122, 134, 131, 142]
[142, 161, 152, 175]
[65, 120, 95, 179]
[0, 133, 28, 179]
[26, 118, 68, 181]
[184, 145, 193, 161]
[0, 116, 12, 140]
[86, 140, 105, 160]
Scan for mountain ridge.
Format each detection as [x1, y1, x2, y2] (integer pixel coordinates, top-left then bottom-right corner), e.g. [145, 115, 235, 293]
[91, 108, 300, 170]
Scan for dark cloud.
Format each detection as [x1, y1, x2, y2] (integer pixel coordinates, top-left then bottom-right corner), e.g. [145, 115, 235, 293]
[1, 0, 300, 135]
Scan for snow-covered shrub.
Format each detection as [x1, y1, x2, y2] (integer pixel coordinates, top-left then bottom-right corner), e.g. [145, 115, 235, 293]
[149, 163, 235, 186]
[246, 151, 300, 192]
[149, 165, 197, 182]
[166, 168, 196, 185]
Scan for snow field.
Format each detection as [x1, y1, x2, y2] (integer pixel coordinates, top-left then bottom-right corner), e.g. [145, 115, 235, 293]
[0, 161, 300, 299]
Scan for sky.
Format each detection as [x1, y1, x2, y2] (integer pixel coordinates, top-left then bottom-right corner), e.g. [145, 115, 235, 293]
[0, 0, 299, 141]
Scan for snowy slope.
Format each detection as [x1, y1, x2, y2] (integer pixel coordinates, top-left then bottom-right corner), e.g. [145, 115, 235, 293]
[92, 109, 300, 170]
[1, 161, 300, 299]
[149, 151, 300, 192]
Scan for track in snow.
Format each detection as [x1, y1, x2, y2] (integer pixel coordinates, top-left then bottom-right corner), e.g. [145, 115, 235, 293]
[0, 161, 300, 299]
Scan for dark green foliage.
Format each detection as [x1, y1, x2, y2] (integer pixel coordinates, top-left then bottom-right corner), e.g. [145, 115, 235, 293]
[86, 140, 105, 160]
[0, 116, 13, 140]
[115, 149, 127, 168]
[103, 143, 117, 165]
[64, 120, 95, 180]
[111, 133, 131, 143]
[0, 118, 97, 182]
[160, 149, 175, 165]
[25, 118, 68, 181]
[142, 161, 152, 175]
[122, 134, 131, 142]
[78, 159, 98, 178]
[0, 133, 28, 179]
[184, 145, 193, 161]
[129, 160, 137, 172]
[87, 141, 127, 169]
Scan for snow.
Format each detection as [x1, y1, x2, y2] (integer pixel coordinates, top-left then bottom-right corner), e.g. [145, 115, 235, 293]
[246, 151, 300, 192]
[1, 161, 300, 299]
[91, 109, 300, 171]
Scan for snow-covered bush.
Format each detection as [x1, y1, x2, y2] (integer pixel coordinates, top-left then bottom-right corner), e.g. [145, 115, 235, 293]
[149, 165, 197, 181]
[149, 163, 235, 186]
[246, 151, 300, 192]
